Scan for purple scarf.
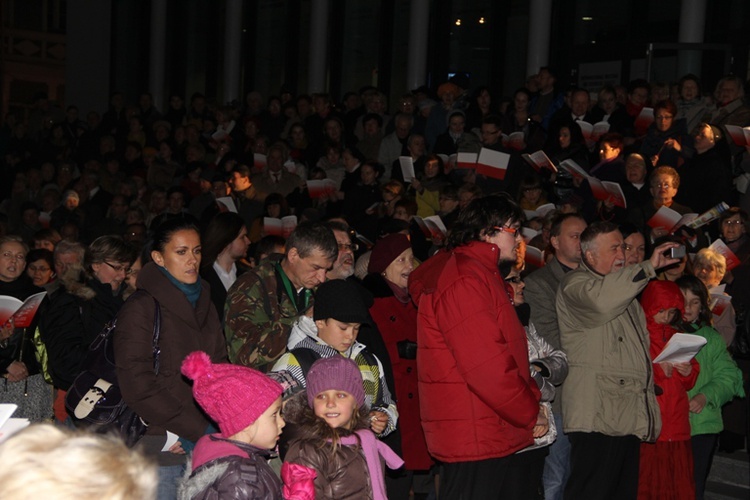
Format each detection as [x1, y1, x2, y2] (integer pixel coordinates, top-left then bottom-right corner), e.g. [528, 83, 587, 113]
[339, 430, 404, 500]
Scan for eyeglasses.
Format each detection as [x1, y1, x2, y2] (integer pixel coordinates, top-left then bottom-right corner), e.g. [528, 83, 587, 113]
[492, 225, 521, 237]
[506, 276, 522, 284]
[337, 242, 359, 252]
[654, 115, 674, 120]
[28, 265, 51, 273]
[722, 219, 744, 226]
[103, 261, 132, 275]
[651, 182, 673, 189]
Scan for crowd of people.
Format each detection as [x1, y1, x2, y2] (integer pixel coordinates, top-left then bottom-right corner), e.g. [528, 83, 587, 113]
[0, 67, 749, 499]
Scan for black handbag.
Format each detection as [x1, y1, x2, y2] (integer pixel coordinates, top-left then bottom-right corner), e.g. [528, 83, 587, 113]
[65, 293, 161, 447]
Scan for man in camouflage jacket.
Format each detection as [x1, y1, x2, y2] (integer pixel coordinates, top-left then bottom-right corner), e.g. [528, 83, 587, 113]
[224, 221, 338, 372]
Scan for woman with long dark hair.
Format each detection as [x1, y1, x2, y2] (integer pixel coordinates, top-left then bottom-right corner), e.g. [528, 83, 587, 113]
[199, 212, 250, 318]
[115, 218, 227, 499]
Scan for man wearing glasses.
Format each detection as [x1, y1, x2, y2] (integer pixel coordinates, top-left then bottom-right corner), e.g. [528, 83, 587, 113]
[409, 194, 542, 499]
[325, 221, 358, 281]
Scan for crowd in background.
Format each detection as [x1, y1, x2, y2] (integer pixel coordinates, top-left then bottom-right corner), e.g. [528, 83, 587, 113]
[0, 67, 748, 499]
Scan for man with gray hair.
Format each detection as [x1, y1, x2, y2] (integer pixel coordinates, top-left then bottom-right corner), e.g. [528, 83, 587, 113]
[325, 220, 357, 280]
[556, 221, 678, 500]
[224, 221, 337, 372]
[710, 75, 750, 128]
[710, 75, 750, 157]
[52, 240, 85, 279]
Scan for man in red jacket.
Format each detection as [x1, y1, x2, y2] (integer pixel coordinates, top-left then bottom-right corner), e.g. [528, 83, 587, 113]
[409, 194, 543, 499]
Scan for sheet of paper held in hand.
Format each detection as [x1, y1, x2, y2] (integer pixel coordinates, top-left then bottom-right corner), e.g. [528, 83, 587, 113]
[161, 431, 179, 452]
[653, 333, 707, 364]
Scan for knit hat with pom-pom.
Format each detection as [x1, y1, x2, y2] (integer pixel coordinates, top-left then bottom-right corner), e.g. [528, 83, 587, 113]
[181, 351, 283, 438]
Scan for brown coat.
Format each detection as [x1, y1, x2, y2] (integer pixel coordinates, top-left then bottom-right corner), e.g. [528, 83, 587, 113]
[284, 440, 373, 500]
[282, 393, 374, 500]
[114, 263, 227, 444]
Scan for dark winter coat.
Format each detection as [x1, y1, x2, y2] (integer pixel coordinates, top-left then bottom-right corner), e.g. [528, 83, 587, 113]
[114, 263, 227, 456]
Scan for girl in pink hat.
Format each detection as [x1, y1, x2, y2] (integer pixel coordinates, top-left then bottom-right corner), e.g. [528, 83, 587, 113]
[178, 351, 287, 499]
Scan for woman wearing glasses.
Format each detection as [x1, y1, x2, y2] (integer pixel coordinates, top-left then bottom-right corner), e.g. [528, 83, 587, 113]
[639, 99, 694, 170]
[502, 262, 568, 499]
[718, 208, 750, 264]
[38, 235, 136, 420]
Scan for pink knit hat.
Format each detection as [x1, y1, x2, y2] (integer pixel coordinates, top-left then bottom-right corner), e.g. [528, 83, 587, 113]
[181, 351, 283, 438]
[305, 357, 366, 408]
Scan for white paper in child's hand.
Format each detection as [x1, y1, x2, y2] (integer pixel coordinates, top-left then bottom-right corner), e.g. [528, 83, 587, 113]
[161, 431, 179, 452]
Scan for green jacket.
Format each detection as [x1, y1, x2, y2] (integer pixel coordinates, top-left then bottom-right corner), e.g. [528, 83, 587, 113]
[687, 323, 745, 436]
[556, 260, 661, 441]
[224, 256, 309, 372]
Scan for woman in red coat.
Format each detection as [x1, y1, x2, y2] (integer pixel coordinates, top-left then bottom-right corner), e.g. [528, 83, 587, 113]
[363, 233, 433, 499]
[638, 280, 700, 499]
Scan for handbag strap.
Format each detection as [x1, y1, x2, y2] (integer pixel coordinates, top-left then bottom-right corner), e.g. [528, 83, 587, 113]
[151, 298, 161, 376]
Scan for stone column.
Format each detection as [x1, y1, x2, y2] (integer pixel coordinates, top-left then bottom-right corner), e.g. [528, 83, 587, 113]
[526, 0, 552, 77]
[406, 0, 429, 90]
[148, 0, 168, 109]
[223, 0, 243, 104]
[308, 0, 330, 94]
[677, 0, 706, 77]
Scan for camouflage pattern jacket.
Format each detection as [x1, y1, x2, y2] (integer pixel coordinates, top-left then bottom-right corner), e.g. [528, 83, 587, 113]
[224, 256, 310, 372]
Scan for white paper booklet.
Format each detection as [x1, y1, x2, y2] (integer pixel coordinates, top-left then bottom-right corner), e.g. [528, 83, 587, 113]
[653, 333, 707, 364]
[0, 404, 30, 443]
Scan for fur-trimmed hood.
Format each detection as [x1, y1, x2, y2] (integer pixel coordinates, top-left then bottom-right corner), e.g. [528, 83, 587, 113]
[178, 435, 282, 500]
[179, 456, 230, 500]
[58, 263, 126, 302]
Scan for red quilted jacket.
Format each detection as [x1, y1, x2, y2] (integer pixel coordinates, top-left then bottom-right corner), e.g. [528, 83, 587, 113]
[409, 241, 540, 462]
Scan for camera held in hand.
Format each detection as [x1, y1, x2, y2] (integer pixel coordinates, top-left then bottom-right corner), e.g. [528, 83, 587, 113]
[668, 245, 686, 259]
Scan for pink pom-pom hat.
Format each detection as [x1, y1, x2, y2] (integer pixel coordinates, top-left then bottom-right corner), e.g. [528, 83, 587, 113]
[181, 351, 283, 438]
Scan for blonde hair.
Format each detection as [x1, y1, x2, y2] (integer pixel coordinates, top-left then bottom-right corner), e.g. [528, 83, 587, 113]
[694, 248, 727, 278]
[0, 424, 157, 500]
